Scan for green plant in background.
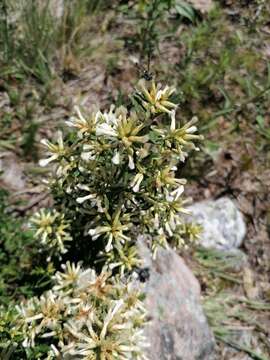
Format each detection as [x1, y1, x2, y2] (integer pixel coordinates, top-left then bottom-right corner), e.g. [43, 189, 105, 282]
[122, 0, 196, 71]
[134, 0, 173, 67]
[0, 190, 55, 305]
[17, 1, 56, 83]
[0, 0, 13, 63]
[0, 0, 106, 83]
[175, 4, 270, 134]
[174, 1, 196, 23]
[57, 0, 105, 70]
[0, 0, 56, 83]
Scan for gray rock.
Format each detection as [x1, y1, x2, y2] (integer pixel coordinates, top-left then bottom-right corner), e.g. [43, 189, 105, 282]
[138, 241, 216, 360]
[0, 152, 26, 191]
[187, 197, 246, 250]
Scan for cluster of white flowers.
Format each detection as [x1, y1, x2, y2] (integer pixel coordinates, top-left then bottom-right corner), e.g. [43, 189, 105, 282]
[30, 209, 71, 256]
[16, 263, 148, 359]
[170, 222, 203, 249]
[36, 79, 202, 265]
[136, 79, 177, 114]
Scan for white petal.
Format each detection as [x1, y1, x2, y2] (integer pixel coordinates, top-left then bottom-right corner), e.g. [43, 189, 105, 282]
[170, 110, 176, 131]
[39, 154, 58, 167]
[96, 123, 117, 137]
[65, 119, 75, 127]
[77, 184, 91, 191]
[74, 105, 86, 122]
[76, 194, 94, 204]
[88, 229, 97, 236]
[81, 152, 94, 161]
[171, 185, 184, 200]
[128, 155, 135, 169]
[105, 237, 113, 252]
[40, 138, 49, 146]
[131, 173, 144, 193]
[186, 126, 197, 134]
[112, 151, 120, 165]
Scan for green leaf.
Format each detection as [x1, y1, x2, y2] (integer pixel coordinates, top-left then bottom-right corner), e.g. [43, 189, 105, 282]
[148, 130, 161, 143]
[203, 140, 220, 160]
[175, 1, 196, 22]
[256, 115, 265, 129]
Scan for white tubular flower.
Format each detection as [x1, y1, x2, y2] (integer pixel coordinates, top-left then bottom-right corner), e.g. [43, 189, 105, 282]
[48, 345, 61, 359]
[170, 109, 176, 131]
[165, 221, 173, 236]
[39, 152, 58, 168]
[80, 143, 99, 161]
[169, 115, 203, 149]
[89, 227, 115, 252]
[39, 131, 66, 167]
[96, 105, 119, 138]
[156, 167, 187, 191]
[81, 151, 93, 161]
[154, 213, 160, 228]
[66, 106, 100, 138]
[96, 122, 118, 138]
[75, 184, 98, 204]
[104, 243, 142, 276]
[137, 79, 177, 114]
[53, 261, 83, 291]
[76, 193, 96, 204]
[112, 151, 121, 165]
[89, 210, 131, 252]
[130, 173, 144, 193]
[128, 154, 135, 169]
[100, 300, 124, 339]
[166, 185, 185, 201]
[16, 264, 148, 359]
[30, 209, 71, 255]
[89, 226, 112, 241]
[101, 104, 118, 126]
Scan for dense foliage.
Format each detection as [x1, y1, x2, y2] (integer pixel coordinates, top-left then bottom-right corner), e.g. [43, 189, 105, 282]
[34, 79, 202, 269]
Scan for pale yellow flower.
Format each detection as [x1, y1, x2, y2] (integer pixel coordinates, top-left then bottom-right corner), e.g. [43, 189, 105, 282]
[66, 106, 100, 137]
[137, 79, 177, 114]
[39, 131, 66, 167]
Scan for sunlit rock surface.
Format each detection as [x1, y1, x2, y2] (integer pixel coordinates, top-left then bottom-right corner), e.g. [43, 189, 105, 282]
[188, 197, 246, 250]
[138, 242, 216, 360]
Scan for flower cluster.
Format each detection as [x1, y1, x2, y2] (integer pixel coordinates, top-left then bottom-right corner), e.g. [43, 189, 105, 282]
[30, 209, 71, 257]
[135, 79, 177, 114]
[36, 79, 203, 266]
[170, 222, 202, 249]
[15, 263, 148, 359]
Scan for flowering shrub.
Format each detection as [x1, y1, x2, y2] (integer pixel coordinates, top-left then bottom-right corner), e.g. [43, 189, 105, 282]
[33, 79, 202, 270]
[3, 79, 202, 358]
